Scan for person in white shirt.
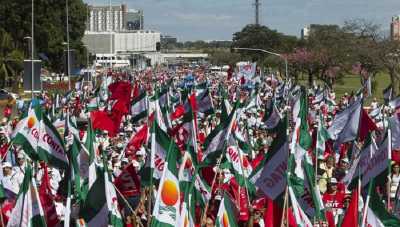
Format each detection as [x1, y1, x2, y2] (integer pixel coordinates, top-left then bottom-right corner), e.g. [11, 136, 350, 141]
[2, 162, 19, 196]
[12, 153, 26, 186]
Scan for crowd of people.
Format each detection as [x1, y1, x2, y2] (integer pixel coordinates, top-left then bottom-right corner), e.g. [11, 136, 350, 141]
[0, 64, 398, 227]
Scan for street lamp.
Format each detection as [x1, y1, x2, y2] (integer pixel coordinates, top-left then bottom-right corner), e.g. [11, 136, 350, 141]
[62, 41, 71, 90]
[233, 47, 289, 79]
[65, 0, 71, 90]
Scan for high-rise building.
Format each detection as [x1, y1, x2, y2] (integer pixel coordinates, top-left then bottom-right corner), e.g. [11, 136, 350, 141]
[86, 4, 143, 32]
[391, 15, 400, 41]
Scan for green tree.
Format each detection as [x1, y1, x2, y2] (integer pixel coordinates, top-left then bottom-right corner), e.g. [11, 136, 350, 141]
[0, 29, 24, 89]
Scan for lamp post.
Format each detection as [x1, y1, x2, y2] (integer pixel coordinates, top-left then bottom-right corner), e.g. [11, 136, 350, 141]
[233, 47, 289, 78]
[66, 0, 71, 90]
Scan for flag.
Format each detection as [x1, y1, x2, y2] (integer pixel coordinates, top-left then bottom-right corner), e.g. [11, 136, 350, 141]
[90, 110, 117, 137]
[215, 193, 239, 227]
[327, 98, 362, 145]
[262, 101, 281, 130]
[131, 91, 148, 123]
[12, 106, 68, 169]
[389, 96, 400, 110]
[7, 165, 46, 227]
[39, 165, 60, 226]
[108, 81, 132, 103]
[389, 114, 400, 150]
[288, 185, 313, 227]
[343, 135, 388, 188]
[151, 132, 181, 227]
[365, 188, 400, 227]
[315, 115, 330, 155]
[358, 109, 378, 142]
[201, 105, 237, 165]
[254, 118, 288, 200]
[124, 123, 148, 155]
[341, 189, 359, 227]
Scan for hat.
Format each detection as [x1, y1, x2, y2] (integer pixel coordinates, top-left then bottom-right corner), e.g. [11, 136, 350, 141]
[2, 162, 12, 169]
[132, 160, 140, 168]
[121, 158, 129, 163]
[329, 178, 338, 184]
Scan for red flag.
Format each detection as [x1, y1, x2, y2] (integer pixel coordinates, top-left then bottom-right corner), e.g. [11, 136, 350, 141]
[125, 124, 148, 156]
[132, 82, 140, 99]
[341, 189, 359, 227]
[170, 104, 185, 120]
[114, 163, 141, 197]
[91, 110, 117, 137]
[264, 196, 283, 227]
[358, 109, 378, 142]
[108, 81, 132, 102]
[39, 166, 60, 226]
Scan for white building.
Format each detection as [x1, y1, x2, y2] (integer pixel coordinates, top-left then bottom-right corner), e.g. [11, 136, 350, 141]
[301, 26, 310, 39]
[87, 4, 143, 32]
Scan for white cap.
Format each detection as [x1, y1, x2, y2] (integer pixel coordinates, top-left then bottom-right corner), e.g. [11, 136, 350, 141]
[17, 153, 25, 159]
[329, 178, 338, 184]
[132, 160, 140, 168]
[2, 162, 12, 168]
[121, 158, 129, 163]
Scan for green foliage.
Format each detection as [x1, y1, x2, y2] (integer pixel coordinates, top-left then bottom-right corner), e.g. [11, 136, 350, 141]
[0, 0, 88, 73]
[0, 29, 24, 89]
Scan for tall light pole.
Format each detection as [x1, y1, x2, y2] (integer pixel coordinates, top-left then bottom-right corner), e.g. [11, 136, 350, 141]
[109, 0, 113, 71]
[233, 47, 289, 79]
[66, 0, 71, 90]
[30, 0, 35, 99]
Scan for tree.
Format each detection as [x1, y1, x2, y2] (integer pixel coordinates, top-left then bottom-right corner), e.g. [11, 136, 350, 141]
[0, 29, 24, 89]
[0, 0, 87, 73]
[379, 40, 400, 96]
[232, 24, 298, 63]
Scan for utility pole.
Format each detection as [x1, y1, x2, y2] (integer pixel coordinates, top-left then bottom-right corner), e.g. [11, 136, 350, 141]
[254, 0, 260, 25]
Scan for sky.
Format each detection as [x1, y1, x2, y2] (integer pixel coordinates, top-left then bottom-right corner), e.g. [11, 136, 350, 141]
[86, 0, 400, 41]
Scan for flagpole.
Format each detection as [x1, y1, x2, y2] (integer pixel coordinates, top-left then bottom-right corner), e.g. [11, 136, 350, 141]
[388, 116, 392, 211]
[280, 187, 288, 227]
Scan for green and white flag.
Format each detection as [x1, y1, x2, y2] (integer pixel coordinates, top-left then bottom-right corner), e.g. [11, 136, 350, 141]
[288, 185, 313, 227]
[202, 105, 237, 165]
[7, 165, 46, 227]
[131, 91, 148, 123]
[215, 193, 238, 227]
[12, 106, 68, 169]
[87, 97, 99, 111]
[151, 137, 181, 227]
[365, 187, 400, 227]
[315, 115, 330, 155]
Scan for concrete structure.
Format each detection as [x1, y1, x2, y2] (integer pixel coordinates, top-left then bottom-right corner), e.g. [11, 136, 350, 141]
[87, 4, 143, 32]
[82, 30, 161, 55]
[301, 26, 310, 39]
[391, 15, 400, 41]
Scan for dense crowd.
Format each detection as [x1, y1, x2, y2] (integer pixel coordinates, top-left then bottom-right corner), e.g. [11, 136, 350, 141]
[0, 64, 398, 227]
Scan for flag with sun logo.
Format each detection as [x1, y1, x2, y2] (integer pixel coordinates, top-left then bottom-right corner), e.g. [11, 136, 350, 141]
[216, 193, 239, 227]
[151, 138, 181, 227]
[12, 105, 68, 169]
[12, 106, 41, 160]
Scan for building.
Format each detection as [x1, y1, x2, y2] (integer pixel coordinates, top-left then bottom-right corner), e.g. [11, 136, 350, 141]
[126, 9, 144, 30]
[391, 15, 400, 41]
[87, 4, 143, 32]
[83, 30, 161, 55]
[301, 26, 310, 39]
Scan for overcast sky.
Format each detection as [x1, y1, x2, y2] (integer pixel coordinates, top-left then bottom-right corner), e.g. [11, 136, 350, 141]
[86, 0, 400, 41]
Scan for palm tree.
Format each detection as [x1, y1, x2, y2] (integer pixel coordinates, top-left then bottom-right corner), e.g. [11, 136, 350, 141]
[0, 28, 23, 89]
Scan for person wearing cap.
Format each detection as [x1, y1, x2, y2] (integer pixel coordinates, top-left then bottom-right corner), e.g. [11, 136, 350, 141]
[318, 155, 336, 193]
[12, 153, 26, 186]
[322, 178, 345, 225]
[1, 162, 19, 195]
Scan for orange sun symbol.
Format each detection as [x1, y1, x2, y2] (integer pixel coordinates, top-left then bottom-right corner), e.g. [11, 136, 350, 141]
[27, 116, 36, 129]
[223, 212, 229, 227]
[161, 179, 179, 206]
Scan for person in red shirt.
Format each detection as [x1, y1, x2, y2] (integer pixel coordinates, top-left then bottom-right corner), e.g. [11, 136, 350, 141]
[323, 178, 345, 225]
